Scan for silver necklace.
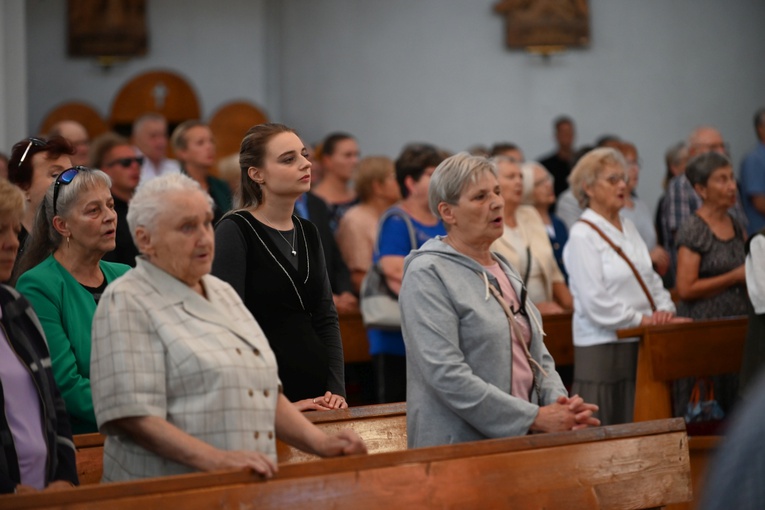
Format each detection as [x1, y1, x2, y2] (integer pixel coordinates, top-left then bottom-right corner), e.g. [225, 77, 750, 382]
[262, 214, 297, 256]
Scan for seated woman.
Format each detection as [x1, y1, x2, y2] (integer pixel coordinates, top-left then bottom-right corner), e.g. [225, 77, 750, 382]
[213, 123, 347, 411]
[564, 148, 682, 426]
[90, 174, 366, 482]
[15, 167, 130, 433]
[524, 161, 569, 281]
[491, 156, 572, 313]
[675, 152, 748, 415]
[401, 153, 599, 448]
[335, 156, 401, 294]
[0, 179, 78, 494]
[170, 120, 233, 225]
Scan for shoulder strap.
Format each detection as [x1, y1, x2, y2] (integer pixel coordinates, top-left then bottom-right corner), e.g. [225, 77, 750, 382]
[578, 218, 657, 312]
[374, 207, 418, 256]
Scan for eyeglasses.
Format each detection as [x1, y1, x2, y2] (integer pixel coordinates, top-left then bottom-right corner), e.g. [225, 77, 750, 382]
[18, 137, 47, 168]
[105, 156, 144, 168]
[53, 166, 86, 216]
[600, 173, 628, 186]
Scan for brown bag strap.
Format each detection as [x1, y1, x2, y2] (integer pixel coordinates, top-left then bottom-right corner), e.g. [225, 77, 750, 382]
[578, 218, 657, 312]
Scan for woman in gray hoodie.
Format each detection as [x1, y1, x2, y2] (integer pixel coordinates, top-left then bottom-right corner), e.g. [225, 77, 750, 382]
[400, 153, 599, 448]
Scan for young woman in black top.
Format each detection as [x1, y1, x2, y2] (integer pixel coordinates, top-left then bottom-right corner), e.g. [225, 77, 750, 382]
[212, 123, 346, 411]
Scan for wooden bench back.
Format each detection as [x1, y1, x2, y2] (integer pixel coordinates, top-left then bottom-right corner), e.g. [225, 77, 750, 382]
[618, 316, 747, 422]
[7, 419, 691, 510]
[74, 402, 407, 485]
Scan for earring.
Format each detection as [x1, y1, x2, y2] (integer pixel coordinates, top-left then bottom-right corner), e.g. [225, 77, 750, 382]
[66, 236, 70, 248]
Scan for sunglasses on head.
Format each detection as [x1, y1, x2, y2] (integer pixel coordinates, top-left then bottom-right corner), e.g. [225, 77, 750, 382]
[53, 166, 87, 216]
[18, 137, 47, 167]
[105, 156, 144, 168]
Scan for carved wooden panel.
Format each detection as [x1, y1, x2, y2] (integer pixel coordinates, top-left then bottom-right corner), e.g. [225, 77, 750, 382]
[494, 0, 590, 50]
[68, 0, 148, 57]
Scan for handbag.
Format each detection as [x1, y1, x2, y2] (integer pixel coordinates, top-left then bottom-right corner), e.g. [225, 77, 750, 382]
[360, 208, 417, 330]
[685, 377, 725, 423]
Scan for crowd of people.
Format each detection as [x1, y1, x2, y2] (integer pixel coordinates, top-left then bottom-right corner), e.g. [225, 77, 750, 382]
[0, 108, 763, 494]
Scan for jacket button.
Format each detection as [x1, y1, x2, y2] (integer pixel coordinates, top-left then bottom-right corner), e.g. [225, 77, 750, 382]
[254, 431, 259, 439]
[248, 389, 254, 397]
[268, 431, 273, 439]
[263, 389, 270, 398]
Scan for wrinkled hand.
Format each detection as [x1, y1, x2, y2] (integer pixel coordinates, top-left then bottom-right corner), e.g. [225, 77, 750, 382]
[318, 428, 368, 457]
[43, 481, 75, 492]
[333, 292, 359, 314]
[293, 391, 348, 412]
[650, 310, 676, 325]
[557, 394, 600, 430]
[207, 449, 278, 478]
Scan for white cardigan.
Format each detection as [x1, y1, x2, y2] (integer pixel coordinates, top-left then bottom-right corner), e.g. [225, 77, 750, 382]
[563, 209, 675, 347]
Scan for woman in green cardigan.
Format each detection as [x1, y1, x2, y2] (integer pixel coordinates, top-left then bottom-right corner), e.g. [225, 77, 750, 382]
[16, 166, 130, 433]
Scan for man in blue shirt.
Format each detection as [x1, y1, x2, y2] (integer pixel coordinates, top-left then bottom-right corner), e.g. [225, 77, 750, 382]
[739, 108, 765, 235]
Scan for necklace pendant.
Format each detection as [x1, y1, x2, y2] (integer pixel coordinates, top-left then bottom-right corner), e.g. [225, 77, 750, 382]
[291, 250, 297, 256]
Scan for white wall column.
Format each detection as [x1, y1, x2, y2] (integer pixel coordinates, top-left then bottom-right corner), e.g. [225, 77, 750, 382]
[0, 0, 27, 152]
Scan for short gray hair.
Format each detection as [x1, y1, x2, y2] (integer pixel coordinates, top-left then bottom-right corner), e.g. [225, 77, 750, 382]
[127, 173, 214, 245]
[568, 148, 627, 209]
[685, 152, 732, 189]
[428, 152, 497, 220]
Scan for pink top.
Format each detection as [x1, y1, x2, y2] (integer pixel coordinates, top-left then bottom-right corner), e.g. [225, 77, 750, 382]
[484, 263, 534, 401]
[0, 308, 47, 489]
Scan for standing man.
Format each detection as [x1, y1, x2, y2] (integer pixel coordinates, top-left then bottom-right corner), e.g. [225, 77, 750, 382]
[740, 108, 765, 235]
[539, 116, 576, 198]
[131, 113, 180, 183]
[48, 120, 90, 167]
[89, 133, 141, 267]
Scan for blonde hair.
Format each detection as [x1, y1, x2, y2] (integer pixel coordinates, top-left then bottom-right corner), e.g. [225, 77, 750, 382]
[0, 178, 25, 221]
[354, 156, 394, 202]
[568, 148, 627, 208]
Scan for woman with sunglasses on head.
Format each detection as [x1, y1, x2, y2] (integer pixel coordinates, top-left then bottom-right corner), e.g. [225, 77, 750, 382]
[7, 136, 75, 281]
[563, 148, 684, 426]
[89, 132, 143, 267]
[15, 167, 130, 433]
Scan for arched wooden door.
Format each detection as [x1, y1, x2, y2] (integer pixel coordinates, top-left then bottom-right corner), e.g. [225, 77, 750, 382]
[38, 101, 110, 139]
[109, 70, 201, 147]
[208, 100, 269, 160]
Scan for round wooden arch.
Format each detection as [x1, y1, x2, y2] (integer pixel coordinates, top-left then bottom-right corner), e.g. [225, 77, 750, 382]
[38, 101, 110, 139]
[109, 69, 201, 136]
[208, 100, 269, 160]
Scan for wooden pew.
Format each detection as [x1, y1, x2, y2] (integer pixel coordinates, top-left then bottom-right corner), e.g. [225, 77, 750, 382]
[338, 310, 370, 363]
[617, 316, 748, 510]
[7, 418, 691, 510]
[541, 311, 574, 366]
[74, 402, 407, 485]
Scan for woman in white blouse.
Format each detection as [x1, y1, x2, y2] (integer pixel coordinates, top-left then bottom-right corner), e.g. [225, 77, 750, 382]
[491, 156, 572, 314]
[563, 148, 685, 425]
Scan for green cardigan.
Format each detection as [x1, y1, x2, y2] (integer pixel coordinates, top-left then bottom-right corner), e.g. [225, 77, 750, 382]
[16, 255, 130, 434]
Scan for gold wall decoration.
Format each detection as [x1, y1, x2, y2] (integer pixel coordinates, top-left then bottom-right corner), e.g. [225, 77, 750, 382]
[68, 0, 148, 58]
[494, 0, 590, 55]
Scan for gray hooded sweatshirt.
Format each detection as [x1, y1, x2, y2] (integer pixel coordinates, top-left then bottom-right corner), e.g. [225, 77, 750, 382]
[401, 237, 567, 448]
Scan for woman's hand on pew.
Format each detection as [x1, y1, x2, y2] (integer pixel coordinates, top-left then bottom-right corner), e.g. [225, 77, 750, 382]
[293, 391, 349, 412]
[208, 450, 278, 478]
[316, 429, 368, 458]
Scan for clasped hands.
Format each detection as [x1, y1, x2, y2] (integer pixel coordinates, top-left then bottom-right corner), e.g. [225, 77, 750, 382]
[531, 394, 600, 433]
